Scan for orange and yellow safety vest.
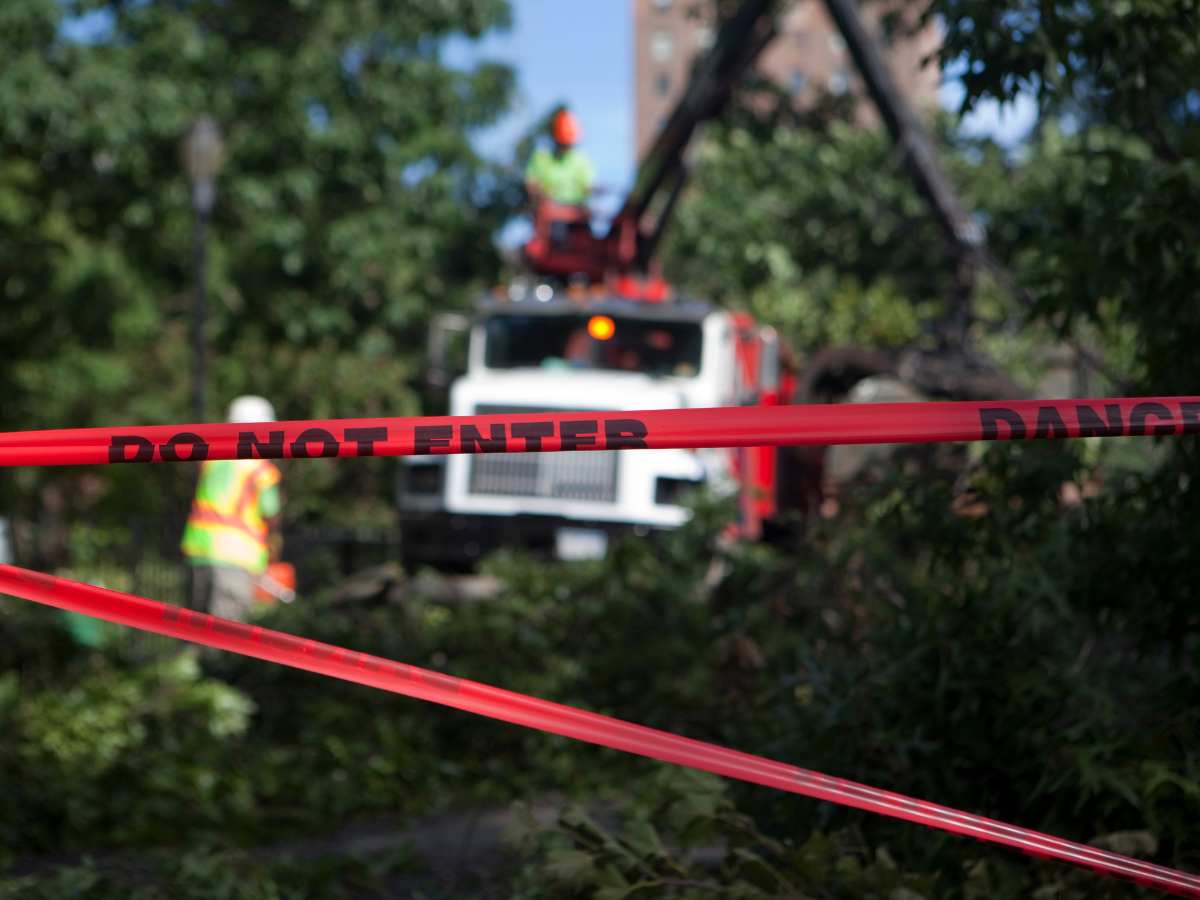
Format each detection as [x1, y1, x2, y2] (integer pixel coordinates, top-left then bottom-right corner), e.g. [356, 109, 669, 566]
[181, 459, 282, 574]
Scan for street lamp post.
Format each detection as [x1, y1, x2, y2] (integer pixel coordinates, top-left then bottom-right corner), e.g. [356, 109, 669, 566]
[179, 116, 225, 425]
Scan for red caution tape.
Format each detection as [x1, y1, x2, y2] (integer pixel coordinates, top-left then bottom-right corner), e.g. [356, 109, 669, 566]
[1, 564, 1197, 897]
[0, 397, 1197, 467]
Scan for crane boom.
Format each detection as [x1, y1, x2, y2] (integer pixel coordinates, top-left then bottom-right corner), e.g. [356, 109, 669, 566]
[609, 0, 779, 264]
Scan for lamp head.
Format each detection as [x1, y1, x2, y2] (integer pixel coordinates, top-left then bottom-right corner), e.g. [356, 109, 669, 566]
[180, 117, 225, 215]
[180, 116, 225, 182]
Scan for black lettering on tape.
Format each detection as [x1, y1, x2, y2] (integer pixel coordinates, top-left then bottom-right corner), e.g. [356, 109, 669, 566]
[262, 630, 306, 653]
[211, 618, 254, 642]
[109, 435, 154, 464]
[341, 651, 363, 669]
[345, 426, 387, 457]
[238, 431, 285, 459]
[188, 613, 212, 631]
[1130, 402, 1175, 436]
[560, 419, 598, 451]
[414, 425, 452, 455]
[604, 418, 648, 450]
[309, 642, 337, 661]
[290, 427, 340, 459]
[161, 606, 184, 623]
[460, 424, 506, 454]
[1183, 402, 1200, 435]
[19, 570, 58, 589]
[1033, 407, 1068, 439]
[979, 408, 1027, 441]
[159, 432, 210, 462]
[1077, 404, 1124, 438]
[420, 670, 461, 693]
[511, 421, 553, 452]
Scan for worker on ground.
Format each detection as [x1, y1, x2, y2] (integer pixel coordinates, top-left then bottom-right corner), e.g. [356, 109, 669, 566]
[181, 395, 283, 622]
[524, 108, 594, 207]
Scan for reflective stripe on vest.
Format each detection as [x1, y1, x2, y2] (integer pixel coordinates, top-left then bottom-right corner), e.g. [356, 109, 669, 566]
[181, 459, 278, 573]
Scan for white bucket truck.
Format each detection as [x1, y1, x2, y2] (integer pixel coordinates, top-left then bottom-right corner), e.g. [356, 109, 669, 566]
[398, 288, 780, 568]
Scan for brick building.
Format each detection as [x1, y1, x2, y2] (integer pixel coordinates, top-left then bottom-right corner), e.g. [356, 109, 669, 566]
[633, 0, 941, 156]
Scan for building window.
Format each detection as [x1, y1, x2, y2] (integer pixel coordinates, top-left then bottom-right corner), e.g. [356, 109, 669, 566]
[788, 70, 805, 94]
[652, 0, 672, 8]
[828, 69, 849, 96]
[656, 74, 671, 97]
[828, 34, 846, 54]
[880, 12, 899, 44]
[694, 27, 715, 51]
[649, 29, 675, 63]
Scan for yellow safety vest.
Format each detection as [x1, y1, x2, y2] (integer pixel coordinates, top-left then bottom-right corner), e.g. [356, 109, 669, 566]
[525, 147, 594, 205]
[181, 459, 281, 574]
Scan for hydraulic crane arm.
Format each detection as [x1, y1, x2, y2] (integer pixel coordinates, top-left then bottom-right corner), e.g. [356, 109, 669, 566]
[821, 0, 985, 260]
[606, 0, 781, 269]
[798, 0, 1027, 397]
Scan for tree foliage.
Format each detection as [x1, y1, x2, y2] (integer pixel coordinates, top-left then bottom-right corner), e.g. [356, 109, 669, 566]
[0, 0, 516, 531]
[3, 471, 1195, 894]
[507, 769, 936, 900]
[655, 0, 1200, 890]
[938, 0, 1200, 393]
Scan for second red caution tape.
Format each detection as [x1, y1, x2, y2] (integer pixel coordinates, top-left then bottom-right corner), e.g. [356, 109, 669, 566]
[0, 396, 1197, 467]
[1, 564, 1197, 898]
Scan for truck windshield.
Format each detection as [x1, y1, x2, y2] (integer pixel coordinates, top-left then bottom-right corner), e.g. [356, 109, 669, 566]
[484, 314, 703, 377]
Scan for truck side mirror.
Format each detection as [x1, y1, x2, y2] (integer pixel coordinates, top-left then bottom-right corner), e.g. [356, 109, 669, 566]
[759, 326, 780, 394]
[0, 516, 13, 565]
[427, 313, 471, 388]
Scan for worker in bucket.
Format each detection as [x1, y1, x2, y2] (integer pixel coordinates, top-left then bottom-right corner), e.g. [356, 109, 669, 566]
[524, 108, 595, 208]
[181, 395, 292, 621]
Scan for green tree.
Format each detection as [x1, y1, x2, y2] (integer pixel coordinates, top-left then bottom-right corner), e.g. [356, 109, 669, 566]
[939, 0, 1200, 391]
[663, 119, 979, 356]
[655, 0, 1200, 890]
[0, 0, 515, 532]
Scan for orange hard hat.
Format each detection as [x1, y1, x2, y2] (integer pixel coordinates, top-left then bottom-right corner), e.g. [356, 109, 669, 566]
[551, 109, 582, 146]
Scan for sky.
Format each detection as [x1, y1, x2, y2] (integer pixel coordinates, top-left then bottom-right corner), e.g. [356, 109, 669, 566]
[938, 56, 1039, 147]
[443, 0, 634, 201]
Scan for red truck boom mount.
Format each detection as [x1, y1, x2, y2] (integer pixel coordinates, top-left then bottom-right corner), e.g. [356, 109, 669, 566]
[523, 0, 778, 292]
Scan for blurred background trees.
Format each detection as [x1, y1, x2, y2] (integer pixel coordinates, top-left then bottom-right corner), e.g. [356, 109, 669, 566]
[0, 0, 516, 544]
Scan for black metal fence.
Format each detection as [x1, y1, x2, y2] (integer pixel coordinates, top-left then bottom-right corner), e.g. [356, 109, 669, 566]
[7, 515, 400, 605]
[280, 526, 400, 595]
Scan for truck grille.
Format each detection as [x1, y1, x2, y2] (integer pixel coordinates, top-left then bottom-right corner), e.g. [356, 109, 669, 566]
[468, 405, 619, 503]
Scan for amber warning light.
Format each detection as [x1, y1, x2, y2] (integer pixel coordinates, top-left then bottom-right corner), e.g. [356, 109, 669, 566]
[588, 315, 615, 340]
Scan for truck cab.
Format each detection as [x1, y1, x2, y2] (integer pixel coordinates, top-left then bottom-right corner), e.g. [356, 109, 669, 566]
[399, 287, 777, 568]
